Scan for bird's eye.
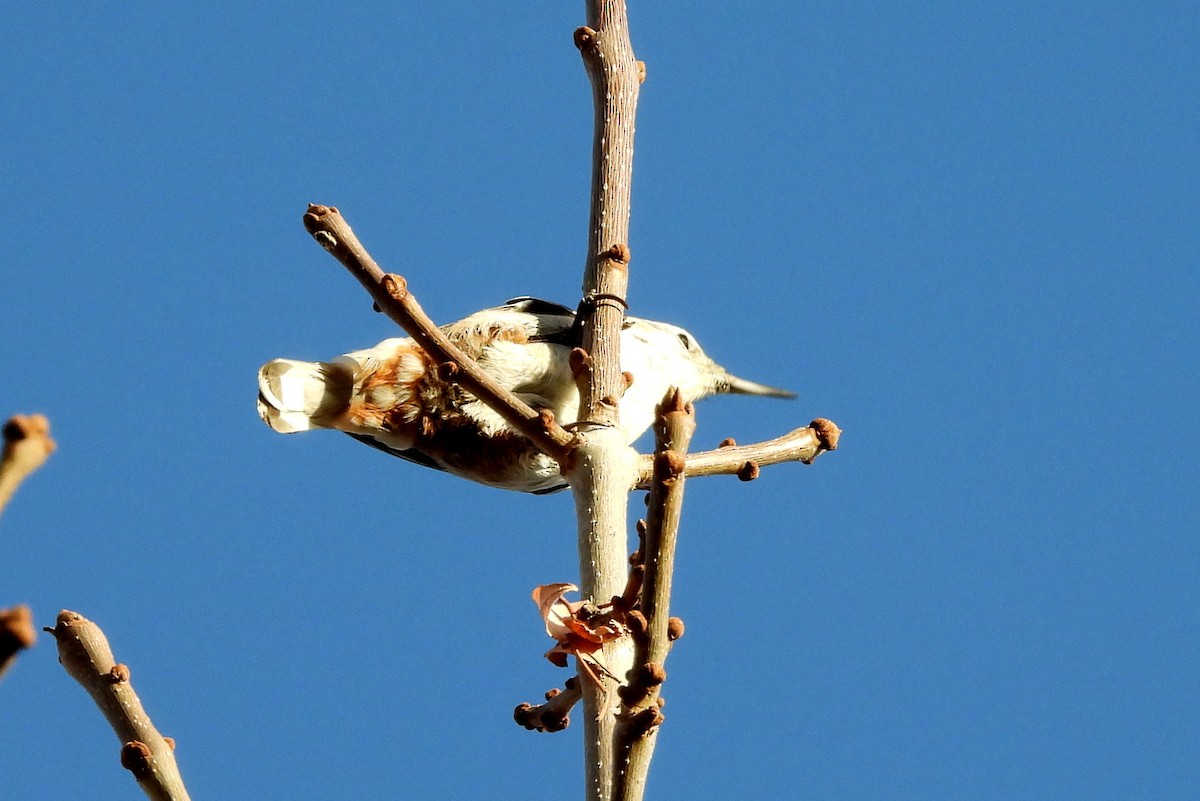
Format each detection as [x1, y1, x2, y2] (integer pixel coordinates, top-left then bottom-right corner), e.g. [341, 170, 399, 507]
[677, 332, 692, 350]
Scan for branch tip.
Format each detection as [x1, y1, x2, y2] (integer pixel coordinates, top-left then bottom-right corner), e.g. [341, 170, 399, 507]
[1, 414, 57, 517]
[658, 387, 687, 416]
[56, 609, 84, 628]
[0, 605, 36, 649]
[811, 417, 841, 452]
[3, 414, 52, 445]
[0, 605, 37, 678]
[514, 680, 582, 733]
[302, 203, 336, 235]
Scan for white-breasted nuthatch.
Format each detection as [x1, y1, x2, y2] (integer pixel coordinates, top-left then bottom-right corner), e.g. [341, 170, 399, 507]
[257, 297, 793, 493]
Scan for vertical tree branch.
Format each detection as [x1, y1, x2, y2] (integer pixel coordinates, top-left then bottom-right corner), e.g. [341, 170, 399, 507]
[568, 3, 643, 801]
[616, 392, 696, 801]
[574, 10, 639, 426]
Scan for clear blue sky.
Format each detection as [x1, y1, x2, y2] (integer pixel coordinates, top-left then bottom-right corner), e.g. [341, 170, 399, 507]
[2, 3, 1197, 799]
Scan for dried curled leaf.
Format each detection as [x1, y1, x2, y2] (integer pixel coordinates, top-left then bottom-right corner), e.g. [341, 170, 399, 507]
[532, 583, 630, 693]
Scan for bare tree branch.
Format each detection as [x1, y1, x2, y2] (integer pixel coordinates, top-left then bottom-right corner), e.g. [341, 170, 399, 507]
[636, 418, 842, 487]
[291, 9, 841, 801]
[514, 678, 583, 733]
[49, 611, 191, 801]
[568, 4, 644, 798]
[301, 204, 575, 462]
[0, 414, 56, 518]
[573, 14, 640, 428]
[616, 390, 696, 801]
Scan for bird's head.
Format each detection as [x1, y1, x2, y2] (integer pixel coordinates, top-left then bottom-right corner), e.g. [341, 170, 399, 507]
[625, 318, 796, 404]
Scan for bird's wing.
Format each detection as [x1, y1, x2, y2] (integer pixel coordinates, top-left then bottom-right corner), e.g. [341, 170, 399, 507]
[503, 297, 575, 317]
[502, 297, 578, 345]
[343, 432, 569, 494]
[344, 433, 448, 472]
[502, 296, 639, 346]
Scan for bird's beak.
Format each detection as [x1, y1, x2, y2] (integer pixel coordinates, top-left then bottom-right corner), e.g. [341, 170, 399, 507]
[719, 371, 797, 399]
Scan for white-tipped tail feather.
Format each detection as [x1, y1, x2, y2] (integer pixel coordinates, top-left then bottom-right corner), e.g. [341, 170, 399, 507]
[257, 359, 353, 433]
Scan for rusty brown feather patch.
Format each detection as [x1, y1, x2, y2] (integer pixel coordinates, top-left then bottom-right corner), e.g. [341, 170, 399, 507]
[343, 326, 556, 488]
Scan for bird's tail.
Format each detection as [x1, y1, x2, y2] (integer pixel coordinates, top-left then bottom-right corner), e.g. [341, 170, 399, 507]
[257, 359, 354, 433]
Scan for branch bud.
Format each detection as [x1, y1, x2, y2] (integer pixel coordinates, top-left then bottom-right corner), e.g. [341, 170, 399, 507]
[737, 461, 761, 481]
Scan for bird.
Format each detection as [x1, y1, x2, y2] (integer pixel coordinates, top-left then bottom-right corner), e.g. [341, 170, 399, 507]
[257, 297, 793, 494]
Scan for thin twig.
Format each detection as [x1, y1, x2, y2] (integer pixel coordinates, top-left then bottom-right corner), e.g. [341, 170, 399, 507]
[49, 611, 191, 801]
[638, 392, 695, 670]
[615, 390, 696, 801]
[301, 203, 575, 462]
[635, 418, 841, 488]
[0, 414, 56, 518]
[514, 679, 584, 733]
